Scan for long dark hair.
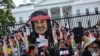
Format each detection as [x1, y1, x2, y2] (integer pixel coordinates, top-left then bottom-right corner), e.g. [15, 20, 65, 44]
[29, 11, 53, 44]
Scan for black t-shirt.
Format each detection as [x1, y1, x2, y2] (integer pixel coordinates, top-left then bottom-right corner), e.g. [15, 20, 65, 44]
[82, 48, 92, 56]
[25, 55, 39, 56]
[54, 47, 73, 56]
[38, 47, 50, 56]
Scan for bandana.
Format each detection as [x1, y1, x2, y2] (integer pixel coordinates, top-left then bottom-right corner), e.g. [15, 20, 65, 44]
[30, 15, 50, 21]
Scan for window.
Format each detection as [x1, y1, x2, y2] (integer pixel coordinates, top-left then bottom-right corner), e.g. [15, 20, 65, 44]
[95, 7, 98, 14]
[52, 13, 56, 18]
[76, 9, 80, 16]
[64, 12, 68, 17]
[88, 20, 91, 27]
[19, 17, 23, 23]
[86, 8, 89, 15]
[30, 0, 35, 2]
[78, 21, 82, 27]
[64, 12, 68, 15]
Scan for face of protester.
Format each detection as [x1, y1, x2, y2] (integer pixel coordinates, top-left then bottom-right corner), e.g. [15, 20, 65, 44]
[92, 43, 99, 52]
[31, 46, 38, 55]
[66, 39, 71, 46]
[59, 40, 65, 48]
[34, 20, 47, 34]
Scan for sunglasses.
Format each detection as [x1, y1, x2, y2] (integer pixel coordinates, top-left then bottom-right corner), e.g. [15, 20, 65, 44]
[60, 41, 64, 43]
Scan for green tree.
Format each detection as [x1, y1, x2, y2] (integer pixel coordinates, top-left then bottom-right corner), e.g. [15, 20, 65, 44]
[0, 0, 16, 36]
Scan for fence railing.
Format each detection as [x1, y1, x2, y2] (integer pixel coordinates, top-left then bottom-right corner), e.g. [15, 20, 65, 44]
[0, 13, 100, 36]
[52, 13, 100, 29]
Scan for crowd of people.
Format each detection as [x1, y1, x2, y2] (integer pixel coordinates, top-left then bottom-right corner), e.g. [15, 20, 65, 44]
[0, 11, 100, 56]
[27, 27, 100, 56]
[0, 29, 29, 56]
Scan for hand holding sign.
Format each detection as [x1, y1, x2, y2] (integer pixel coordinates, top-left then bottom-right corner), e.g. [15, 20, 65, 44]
[37, 35, 48, 47]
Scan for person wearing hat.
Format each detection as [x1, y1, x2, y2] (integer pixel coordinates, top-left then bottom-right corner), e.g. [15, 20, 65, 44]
[82, 36, 96, 56]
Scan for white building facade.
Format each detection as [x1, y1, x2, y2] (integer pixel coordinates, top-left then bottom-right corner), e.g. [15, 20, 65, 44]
[12, 0, 100, 28]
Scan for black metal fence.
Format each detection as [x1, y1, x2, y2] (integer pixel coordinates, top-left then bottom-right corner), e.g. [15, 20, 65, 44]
[0, 13, 100, 36]
[52, 13, 100, 29]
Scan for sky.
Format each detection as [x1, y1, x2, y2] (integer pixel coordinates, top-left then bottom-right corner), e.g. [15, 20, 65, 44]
[13, 0, 30, 6]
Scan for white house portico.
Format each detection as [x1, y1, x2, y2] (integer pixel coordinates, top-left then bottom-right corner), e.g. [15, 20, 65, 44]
[35, 6, 72, 18]
[34, 0, 73, 18]
[12, 0, 100, 28]
[12, 0, 74, 23]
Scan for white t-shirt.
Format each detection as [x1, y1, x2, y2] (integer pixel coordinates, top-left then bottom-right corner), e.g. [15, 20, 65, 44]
[13, 47, 18, 56]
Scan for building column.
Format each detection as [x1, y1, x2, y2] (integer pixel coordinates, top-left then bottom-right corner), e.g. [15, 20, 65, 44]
[59, 7, 64, 26]
[59, 7, 64, 18]
[47, 8, 51, 17]
[23, 0, 26, 4]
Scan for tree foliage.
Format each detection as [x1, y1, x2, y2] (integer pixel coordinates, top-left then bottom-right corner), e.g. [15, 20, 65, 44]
[0, 0, 16, 36]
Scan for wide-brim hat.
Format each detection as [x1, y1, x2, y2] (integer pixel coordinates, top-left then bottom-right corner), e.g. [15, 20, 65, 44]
[83, 37, 96, 48]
